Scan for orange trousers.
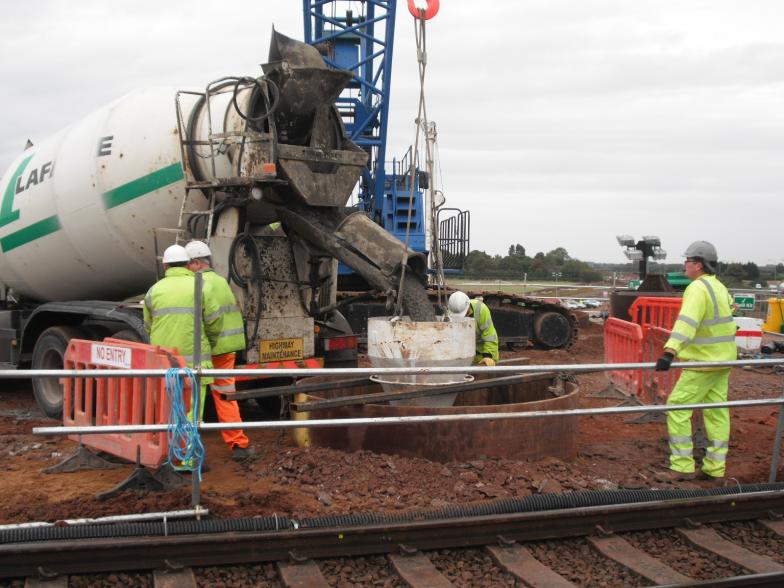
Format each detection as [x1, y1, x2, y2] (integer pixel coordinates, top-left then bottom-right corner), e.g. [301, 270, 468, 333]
[210, 352, 250, 449]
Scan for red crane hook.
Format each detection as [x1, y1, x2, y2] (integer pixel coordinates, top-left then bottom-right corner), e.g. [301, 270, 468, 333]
[407, 0, 440, 20]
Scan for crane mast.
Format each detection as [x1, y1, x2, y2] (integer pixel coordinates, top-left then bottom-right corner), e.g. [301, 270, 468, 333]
[303, 1, 430, 284]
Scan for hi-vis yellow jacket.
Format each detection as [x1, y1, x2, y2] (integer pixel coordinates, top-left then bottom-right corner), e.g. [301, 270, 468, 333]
[664, 275, 737, 364]
[201, 269, 246, 355]
[471, 299, 499, 362]
[143, 267, 221, 382]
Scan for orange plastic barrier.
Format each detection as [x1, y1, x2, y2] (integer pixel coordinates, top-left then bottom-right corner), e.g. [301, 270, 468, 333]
[628, 296, 682, 330]
[62, 337, 188, 468]
[603, 317, 644, 395]
[639, 326, 681, 404]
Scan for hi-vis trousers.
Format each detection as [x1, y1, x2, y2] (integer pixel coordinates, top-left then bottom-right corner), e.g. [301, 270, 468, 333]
[666, 368, 730, 477]
[209, 352, 250, 449]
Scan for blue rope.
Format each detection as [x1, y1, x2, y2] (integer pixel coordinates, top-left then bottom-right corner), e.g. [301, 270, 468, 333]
[165, 367, 205, 481]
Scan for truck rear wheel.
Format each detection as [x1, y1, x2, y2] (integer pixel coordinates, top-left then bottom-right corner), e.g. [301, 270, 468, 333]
[111, 329, 143, 342]
[31, 326, 86, 419]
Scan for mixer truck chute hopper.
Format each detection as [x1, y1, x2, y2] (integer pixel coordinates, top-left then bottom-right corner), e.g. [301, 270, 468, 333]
[0, 30, 433, 419]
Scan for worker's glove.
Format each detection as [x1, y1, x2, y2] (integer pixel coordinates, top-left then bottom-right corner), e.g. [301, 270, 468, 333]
[655, 352, 674, 372]
[478, 357, 496, 367]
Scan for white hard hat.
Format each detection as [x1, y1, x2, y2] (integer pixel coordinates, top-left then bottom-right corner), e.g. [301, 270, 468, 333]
[185, 240, 212, 260]
[447, 291, 471, 317]
[162, 244, 189, 264]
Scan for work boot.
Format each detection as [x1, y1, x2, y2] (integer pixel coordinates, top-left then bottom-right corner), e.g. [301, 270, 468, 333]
[232, 446, 251, 462]
[653, 468, 695, 483]
[697, 470, 725, 485]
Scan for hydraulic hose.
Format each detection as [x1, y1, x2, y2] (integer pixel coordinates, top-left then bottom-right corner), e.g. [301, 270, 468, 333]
[185, 76, 279, 183]
[231, 77, 279, 124]
[228, 229, 264, 347]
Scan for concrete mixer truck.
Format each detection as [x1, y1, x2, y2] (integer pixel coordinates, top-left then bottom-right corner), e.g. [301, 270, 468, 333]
[0, 31, 433, 419]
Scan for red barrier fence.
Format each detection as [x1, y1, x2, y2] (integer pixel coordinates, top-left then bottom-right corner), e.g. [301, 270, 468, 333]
[639, 326, 681, 404]
[62, 338, 188, 468]
[605, 296, 684, 401]
[603, 317, 644, 395]
[628, 296, 682, 331]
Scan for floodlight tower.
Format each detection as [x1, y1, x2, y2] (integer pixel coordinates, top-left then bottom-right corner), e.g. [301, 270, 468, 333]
[616, 235, 667, 279]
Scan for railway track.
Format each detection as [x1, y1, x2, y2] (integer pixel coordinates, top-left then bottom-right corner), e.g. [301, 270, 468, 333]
[3, 484, 784, 587]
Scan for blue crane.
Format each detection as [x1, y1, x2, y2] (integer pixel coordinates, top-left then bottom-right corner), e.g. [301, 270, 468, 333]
[302, 0, 468, 281]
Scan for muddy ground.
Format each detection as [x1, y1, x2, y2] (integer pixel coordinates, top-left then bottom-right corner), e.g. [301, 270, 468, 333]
[0, 320, 782, 524]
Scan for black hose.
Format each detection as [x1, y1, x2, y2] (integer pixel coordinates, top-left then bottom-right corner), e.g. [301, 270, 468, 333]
[231, 77, 280, 124]
[2, 483, 782, 544]
[185, 77, 279, 182]
[185, 196, 247, 239]
[228, 229, 264, 347]
[298, 483, 784, 528]
[0, 514, 290, 544]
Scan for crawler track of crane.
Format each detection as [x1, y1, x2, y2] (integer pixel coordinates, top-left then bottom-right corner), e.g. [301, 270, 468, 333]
[338, 288, 579, 350]
[3, 485, 784, 586]
[463, 289, 580, 349]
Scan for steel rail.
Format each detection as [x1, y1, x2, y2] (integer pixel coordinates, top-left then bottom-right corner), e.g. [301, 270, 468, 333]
[1, 491, 782, 578]
[665, 572, 784, 587]
[4, 358, 784, 379]
[33, 397, 784, 436]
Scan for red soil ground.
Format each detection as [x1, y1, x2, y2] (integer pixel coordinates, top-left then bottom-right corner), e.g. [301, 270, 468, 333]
[0, 319, 781, 524]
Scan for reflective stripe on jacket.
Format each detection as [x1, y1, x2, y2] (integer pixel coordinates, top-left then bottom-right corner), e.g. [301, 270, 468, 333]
[664, 274, 737, 364]
[143, 267, 220, 381]
[471, 299, 499, 361]
[201, 269, 246, 355]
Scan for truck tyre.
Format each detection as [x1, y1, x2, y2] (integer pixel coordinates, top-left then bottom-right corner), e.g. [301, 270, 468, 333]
[31, 326, 86, 420]
[111, 329, 143, 342]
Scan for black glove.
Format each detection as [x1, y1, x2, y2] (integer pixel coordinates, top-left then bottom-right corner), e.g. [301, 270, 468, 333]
[655, 352, 674, 372]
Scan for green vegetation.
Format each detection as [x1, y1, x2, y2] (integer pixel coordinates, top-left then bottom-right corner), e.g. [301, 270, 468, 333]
[461, 245, 784, 289]
[464, 244, 603, 283]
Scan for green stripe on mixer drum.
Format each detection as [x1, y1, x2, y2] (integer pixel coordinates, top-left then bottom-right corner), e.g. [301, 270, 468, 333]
[0, 215, 61, 252]
[102, 162, 184, 209]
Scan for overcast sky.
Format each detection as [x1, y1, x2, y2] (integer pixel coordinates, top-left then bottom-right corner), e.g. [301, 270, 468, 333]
[1, 1, 782, 265]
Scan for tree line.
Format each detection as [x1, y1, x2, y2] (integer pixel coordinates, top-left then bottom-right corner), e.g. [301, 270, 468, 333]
[464, 245, 784, 287]
[464, 244, 603, 282]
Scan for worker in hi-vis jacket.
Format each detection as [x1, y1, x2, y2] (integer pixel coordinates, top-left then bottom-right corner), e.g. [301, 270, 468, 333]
[654, 240, 737, 484]
[185, 240, 252, 462]
[447, 291, 499, 366]
[144, 244, 219, 423]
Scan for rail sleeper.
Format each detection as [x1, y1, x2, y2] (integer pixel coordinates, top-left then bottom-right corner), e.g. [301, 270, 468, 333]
[587, 535, 690, 585]
[277, 560, 330, 588]
[485, 544, 576, 588]
[678, 527, 784, 574]
[388, 552, 453, 587]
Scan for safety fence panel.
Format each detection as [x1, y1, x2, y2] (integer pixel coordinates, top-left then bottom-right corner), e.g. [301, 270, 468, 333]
[640, 326, 680, 405]
[603, 317, 644, 395]
[62, 337, 187, 468]
[629, 296, 682, 331]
